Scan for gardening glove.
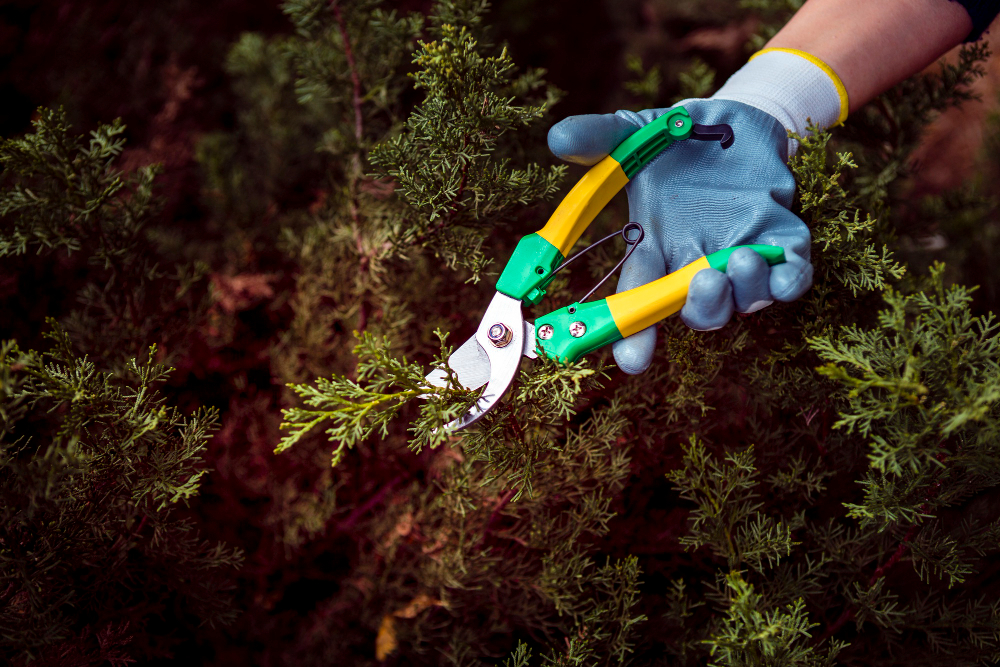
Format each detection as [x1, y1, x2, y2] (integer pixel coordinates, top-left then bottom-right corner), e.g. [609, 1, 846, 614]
[547, 48, 849, 374]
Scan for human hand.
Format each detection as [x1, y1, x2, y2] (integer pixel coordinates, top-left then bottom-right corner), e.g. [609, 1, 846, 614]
[547, 99, 813, 374]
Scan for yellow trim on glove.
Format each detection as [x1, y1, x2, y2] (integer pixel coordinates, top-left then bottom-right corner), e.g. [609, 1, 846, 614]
[750, 47, 849, 125]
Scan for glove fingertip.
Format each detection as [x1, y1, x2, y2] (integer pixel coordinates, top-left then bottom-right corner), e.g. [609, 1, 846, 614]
[727, 247, 772, 313]
[548, 114, 639, 166]
[613, 327, 656, 375]
[769, 260, 813, 302]
[680, 269, 734, 331]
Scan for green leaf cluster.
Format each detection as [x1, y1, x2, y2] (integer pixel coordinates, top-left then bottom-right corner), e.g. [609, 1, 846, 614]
[237, 2, 1000, 665]
[0, 81, 233, 667]
[668, 439, 795, 572]
[0, 326, 241, 662]
[0, 108, 156, 262]
[1, 108, 207, 366]
[369, 16, 564, 276]
[706, 571, 843, 667]
[278, 331, 474, 465]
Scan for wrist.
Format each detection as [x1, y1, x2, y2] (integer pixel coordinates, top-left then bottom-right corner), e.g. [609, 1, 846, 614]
[711, 48, 848, 157]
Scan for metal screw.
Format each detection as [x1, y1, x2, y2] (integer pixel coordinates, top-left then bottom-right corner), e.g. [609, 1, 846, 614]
[488, 323, 513, 348]
[674, 119, 684, 128]
[538, 324, 554, 340]
[569, 321, 587, 338]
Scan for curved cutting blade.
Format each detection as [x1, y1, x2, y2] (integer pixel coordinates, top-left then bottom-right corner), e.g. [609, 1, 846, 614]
[424, 292, 525, 431]
[425, 319, 537, 393]
[424, 334, 491, 391]
[448, 292, 524, 430]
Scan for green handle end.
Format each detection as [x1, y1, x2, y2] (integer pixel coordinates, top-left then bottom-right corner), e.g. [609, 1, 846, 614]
[609, 107, 693, 179]
[534, 300, 622, 363]
[496, 233, 565, 305]
[706, 245, 786, 272]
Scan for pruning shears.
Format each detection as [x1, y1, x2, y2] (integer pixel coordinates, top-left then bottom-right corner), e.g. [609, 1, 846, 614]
[426, 106, 786, 431]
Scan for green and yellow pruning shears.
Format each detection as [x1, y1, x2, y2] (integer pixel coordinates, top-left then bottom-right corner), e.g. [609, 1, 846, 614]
[426, 106, 785, 431]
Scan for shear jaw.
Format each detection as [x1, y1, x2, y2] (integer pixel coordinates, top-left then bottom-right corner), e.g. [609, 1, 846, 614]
[431, 292, 527, 432]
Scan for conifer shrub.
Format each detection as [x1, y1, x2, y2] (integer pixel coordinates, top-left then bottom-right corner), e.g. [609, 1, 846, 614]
[0, 110, 241, 663]
[266, 1, 1000, 664]
[5, 0, 1000, 665]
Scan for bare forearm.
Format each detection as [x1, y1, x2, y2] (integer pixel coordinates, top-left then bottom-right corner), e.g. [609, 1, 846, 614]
[766, 0, 973, 112]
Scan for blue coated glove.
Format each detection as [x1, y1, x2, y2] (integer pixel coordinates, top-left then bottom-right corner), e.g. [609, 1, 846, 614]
[547, 99, 813, 374]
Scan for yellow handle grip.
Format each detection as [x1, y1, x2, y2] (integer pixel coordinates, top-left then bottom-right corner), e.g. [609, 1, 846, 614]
[537, 156, 630, 257]
[605, 256, 712, 337]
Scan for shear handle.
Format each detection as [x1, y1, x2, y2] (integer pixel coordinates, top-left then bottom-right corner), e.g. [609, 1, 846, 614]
[497, 107, 732, 306]
[534, 245, 785, 363]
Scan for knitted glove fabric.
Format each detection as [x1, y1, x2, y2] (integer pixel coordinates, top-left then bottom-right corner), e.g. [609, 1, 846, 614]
[547, 98, 813, 374]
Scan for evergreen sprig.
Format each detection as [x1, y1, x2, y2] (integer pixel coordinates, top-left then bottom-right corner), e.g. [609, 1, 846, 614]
[705, 571, 842, 667]
[0, 108, 158, 262]
[369, 12, 564, 276]
[278, 331, 472, 465]
[0, 325, 240, 661]
[1, 107, 208, 366]
[667, 438, 795, 572]
[623, 53, 663, 109]
[812, 264, 1000, 478]
[541, 556, 647, 665]
[791, 127, 904, 297]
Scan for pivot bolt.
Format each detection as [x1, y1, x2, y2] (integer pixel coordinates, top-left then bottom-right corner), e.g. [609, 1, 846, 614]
[488, 323, 513, 348]
[674, 119, 684, 128]
[537, 324, 554, 340]
[569, 321, 587, 338]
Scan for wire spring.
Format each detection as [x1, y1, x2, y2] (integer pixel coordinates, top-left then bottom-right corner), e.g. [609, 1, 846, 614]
[548, 221, 645, 308]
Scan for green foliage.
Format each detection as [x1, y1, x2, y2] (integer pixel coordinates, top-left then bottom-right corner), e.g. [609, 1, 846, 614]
[0, 108, 157, 261]
[0, 58, 233, 667]
[624, 53, 663, 109]
[675, 56, 717, 103]
[13, 0, 1000, 664]
[705, 572, 843, 667]
[197, 0, 567, 394]
[790, 128, 905, 298]
[278, 331, 473, 465]
[230, 4, 648, 660]
[283, 0, 423, 124]
[811, 264, 1000, 595]
[281, 364, 643, 664]
[540, 556, 647, 665]
[0, 108, 207, 366]
[369, 18, 564, 276]
[377, 393, 641, 665]
[197, 31, 324, 225]
[263, 4, 1000, 664]
[813, 264, 1000, 479]
[0, 325, 241, 662]
[667, 439, 795, 572]
[841, 42, 990, 209]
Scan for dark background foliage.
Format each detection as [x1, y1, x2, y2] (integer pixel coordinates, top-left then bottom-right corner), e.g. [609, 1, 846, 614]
[5, 1, 1000, 665]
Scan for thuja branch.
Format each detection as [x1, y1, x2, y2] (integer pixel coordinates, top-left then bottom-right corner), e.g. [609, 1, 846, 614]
[277, 332, 473, 465]
[666, 439, 795, 573]
[278, 382, 468, 465]
[277, 331, 609, 473]
[368, 20, 564, 277]
[328, 0, 372, 330]
[330, 0, 363, 143]
[811, 264, 1000, 644]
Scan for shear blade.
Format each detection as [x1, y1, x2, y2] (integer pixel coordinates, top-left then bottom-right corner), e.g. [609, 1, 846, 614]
[426, 316, 538, 393]
[425, 334, 491, 391]
[424, 293, 530, 431]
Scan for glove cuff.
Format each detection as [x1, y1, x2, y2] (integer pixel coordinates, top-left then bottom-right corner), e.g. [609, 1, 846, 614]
[711, 48, 849, 157]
